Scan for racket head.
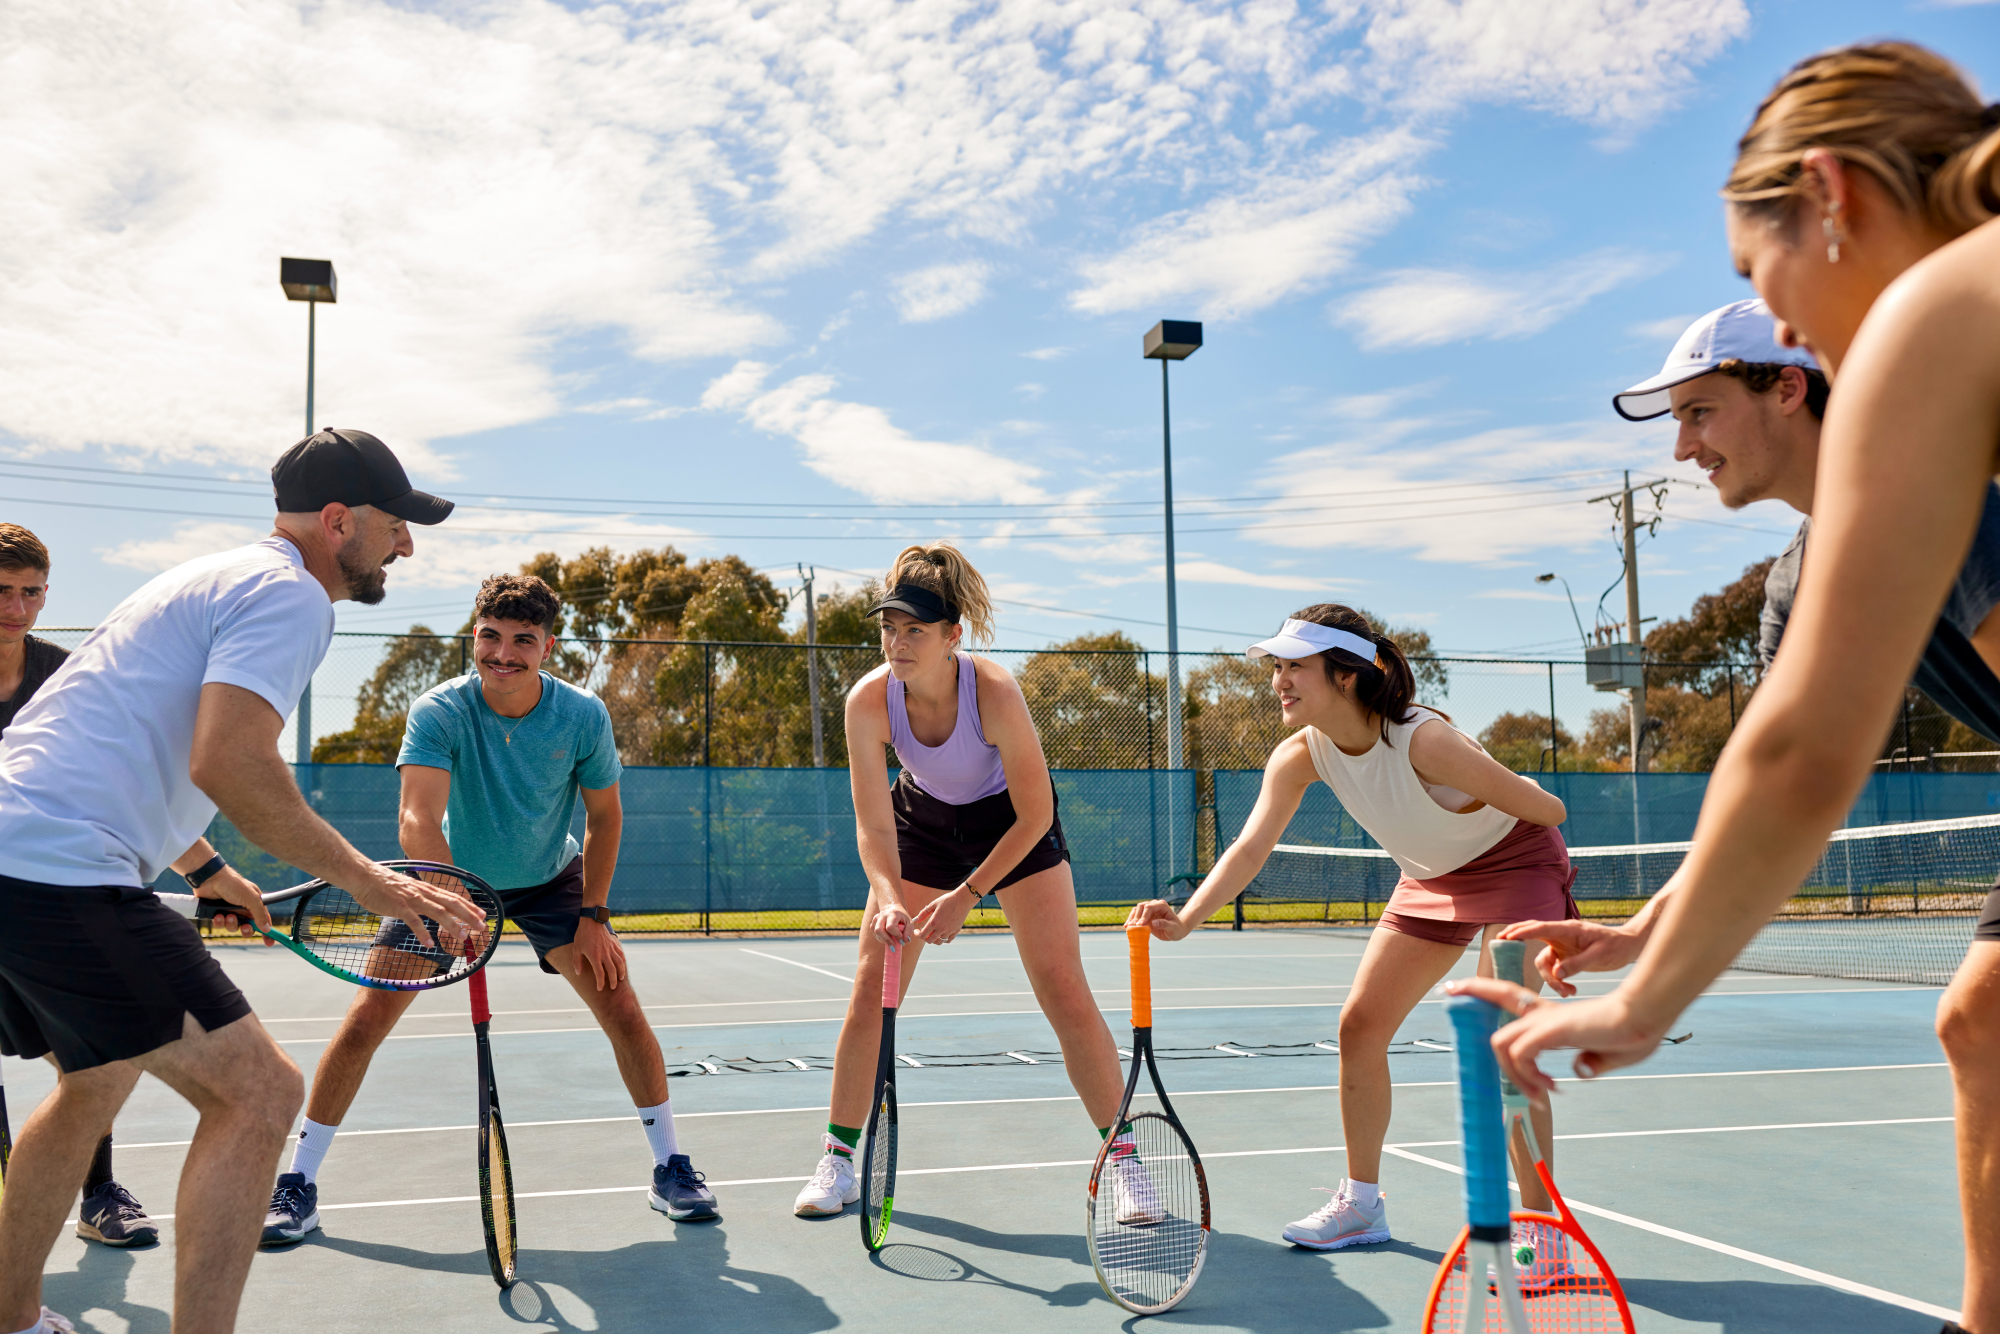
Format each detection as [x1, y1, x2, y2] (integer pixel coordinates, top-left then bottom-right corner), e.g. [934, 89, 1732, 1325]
[476, 1049, 518, 1288]
[1086, 1109, 1210, 1315]
[206, 861, 504, 991]
[1422, 1211, 1635, 1333]
[860, 1081, 898, 1252]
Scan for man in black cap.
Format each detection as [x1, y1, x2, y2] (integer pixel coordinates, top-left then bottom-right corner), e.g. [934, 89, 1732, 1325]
[0, 429, 483, 1334]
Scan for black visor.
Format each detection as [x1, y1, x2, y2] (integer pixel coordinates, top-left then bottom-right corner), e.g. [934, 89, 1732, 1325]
[867, 583, 959, 624]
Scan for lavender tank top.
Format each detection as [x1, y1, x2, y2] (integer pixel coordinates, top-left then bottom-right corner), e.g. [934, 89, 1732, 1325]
[887, 653, 1009, 805]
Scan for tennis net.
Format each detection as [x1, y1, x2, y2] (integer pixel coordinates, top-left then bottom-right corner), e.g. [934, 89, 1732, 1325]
[1245, 812, 1999, 986]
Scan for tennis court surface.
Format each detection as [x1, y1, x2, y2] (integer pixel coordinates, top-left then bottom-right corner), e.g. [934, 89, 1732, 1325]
[15, 927, 1960, 1332]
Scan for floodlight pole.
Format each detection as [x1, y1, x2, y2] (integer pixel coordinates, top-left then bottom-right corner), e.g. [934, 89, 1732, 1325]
[281, 258, 338, 768]
[1143, 321, 1203, 779]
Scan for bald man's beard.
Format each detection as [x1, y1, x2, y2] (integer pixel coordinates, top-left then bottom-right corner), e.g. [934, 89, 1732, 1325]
[337, 539, 393, 605]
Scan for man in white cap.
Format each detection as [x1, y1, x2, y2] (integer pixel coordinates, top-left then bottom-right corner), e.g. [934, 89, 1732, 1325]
[1504, 300, 2000, 984]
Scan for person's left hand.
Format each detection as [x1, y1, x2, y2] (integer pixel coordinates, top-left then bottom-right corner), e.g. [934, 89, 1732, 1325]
[200, 866, 277, 945]
[911, 890, 974, 945]
[570, 917, 628, 992]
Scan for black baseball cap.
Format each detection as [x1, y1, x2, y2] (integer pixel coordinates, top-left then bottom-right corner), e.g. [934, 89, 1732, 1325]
[867, 582, 959, 624]
[271, 428, 454, 525]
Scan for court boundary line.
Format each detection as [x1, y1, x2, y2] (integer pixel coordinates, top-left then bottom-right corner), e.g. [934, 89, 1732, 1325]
[101, 1066, 1951, 1149]
[1381, 1144, 1959, 1322]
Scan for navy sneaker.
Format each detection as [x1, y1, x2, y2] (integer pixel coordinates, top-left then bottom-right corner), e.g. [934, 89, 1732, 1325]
[76, 1181, 158, 1247]
[649, 1154, 719, 1221]
[259, 1172, 320, 1247]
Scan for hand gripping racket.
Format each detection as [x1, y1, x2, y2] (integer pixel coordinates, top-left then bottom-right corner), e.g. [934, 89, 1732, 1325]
[1475, 940, 1636, 1332]
[1087, 926, 1211, 1315]
[860, 941, 901, 1252]
[1428, 995, 1532, 1334]
[159, 861, 503, 991]
[469, 954, 518, 1288]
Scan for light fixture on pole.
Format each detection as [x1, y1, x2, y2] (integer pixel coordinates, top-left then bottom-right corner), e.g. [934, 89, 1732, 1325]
[281, 257, 336, 768]
[1535, 573, 1589, 649]
[1143, 319, 1202, 782]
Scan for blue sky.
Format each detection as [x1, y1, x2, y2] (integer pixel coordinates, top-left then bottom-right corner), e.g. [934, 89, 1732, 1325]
[6, 0, 1998, 672]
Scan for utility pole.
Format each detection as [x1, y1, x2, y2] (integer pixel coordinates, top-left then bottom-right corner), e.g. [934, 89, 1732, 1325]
[799, 564, 824, 768]
[281, 258, 336, 768]
[1621, 471, 1647, 777]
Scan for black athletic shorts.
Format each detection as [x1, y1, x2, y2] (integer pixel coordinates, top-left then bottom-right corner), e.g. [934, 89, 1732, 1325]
[891, 772, 1070, 893]
[0, 873, 253, 1072]
[375, 856, 594, 975]
[1977, 882, 2000, 943]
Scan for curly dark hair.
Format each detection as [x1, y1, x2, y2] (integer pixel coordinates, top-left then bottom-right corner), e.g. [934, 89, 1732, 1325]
[473, 573, 561, 633]
[1714, 359, 1831, 421]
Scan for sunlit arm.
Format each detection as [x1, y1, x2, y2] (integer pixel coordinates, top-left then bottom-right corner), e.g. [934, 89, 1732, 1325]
[962, 660, 1058, 893]
[1407, 720, 1566, 826]
[845, 673, 909, 928]
[396, 764, 456, 865]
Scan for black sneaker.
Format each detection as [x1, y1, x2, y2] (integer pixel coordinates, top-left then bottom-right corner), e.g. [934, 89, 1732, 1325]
[649, 1154, 719, 1221]
[259, 1172, 320, 1247]
[76, 1181, 158, 1247]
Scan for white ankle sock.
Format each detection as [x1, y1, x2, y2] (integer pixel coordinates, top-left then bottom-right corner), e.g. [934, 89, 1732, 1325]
[638, 1101, 678, 1165]
[290, 1117, 338, 1183]
[1346, 1178, 1382, 1209]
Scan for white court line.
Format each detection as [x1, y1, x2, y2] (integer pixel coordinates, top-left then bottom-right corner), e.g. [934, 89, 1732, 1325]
[738, 948, 855, 983]
[102, 1063, 1950, 1150]
[1382, 1144, 1959, 1323]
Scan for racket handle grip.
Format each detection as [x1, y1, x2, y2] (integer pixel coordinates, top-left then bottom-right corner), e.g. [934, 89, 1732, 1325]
[1445, 994, 1512, 1238]
[881, 942, 901, 1009]
[1126, 925, 1151, 1029]
[1491, 938, 1529, 989]
[467, 942, 492, 1025]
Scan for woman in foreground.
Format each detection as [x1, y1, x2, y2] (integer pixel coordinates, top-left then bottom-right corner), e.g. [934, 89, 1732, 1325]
[1462, 43, 2000, 1334]
[1126, 606, 1573, 1273]
[791, 544, 1131, 1220]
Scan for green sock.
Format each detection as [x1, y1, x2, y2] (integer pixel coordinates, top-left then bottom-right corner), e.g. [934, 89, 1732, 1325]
[827, 1123, 862, 1158]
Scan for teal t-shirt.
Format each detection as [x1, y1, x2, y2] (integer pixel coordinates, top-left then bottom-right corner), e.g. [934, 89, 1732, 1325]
[397, 672, 622, 892]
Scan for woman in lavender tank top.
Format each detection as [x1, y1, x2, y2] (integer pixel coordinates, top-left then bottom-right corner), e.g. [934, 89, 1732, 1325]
[791, 544, 1127, 1221]
[1125, 604, 1576, 1260]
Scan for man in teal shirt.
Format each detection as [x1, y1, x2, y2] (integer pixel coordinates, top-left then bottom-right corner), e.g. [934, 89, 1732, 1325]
[259, 574, 718, 1243]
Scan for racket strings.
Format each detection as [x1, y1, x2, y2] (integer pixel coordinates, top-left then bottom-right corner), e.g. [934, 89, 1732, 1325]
[1430, 1219, 1628, 1333]
[1089, 1111, 1207, 1310]
[291, 868, 500, 988]
[484, 1116, 515, 1269]
[862, 1090, 897, 1247]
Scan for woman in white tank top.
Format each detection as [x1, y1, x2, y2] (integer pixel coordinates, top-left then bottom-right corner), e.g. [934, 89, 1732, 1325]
[1127, 605, 1577, 1259]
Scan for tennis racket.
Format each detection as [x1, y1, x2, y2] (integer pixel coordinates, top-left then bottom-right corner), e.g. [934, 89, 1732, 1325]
[1455, 940, 1636, 1332]
[1087, 925, 1210, 1315]
[159, 860, 502, 991]
[469, 953, 518, 1288]
[860, 940, 900, 1252]
[1427, 994, 1532, 1334]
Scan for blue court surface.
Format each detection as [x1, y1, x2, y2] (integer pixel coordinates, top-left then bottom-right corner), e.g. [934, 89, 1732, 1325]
[13, 928, 1961, 1332]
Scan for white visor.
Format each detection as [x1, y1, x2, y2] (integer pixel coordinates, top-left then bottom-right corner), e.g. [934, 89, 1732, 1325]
[1246, 619, 1378, 664]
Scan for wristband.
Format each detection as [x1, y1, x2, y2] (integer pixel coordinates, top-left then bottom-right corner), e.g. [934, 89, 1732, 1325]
[579, 905, 611, 924]
[184, 855, 227, 890]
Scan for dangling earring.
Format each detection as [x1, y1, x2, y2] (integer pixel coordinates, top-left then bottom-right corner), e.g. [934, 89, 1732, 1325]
[1822, 208, 1843, 264]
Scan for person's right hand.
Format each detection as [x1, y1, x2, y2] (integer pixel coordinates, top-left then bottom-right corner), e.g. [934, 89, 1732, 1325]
[1494, 918, 1646, 997]
[356, 865, 488, 954]
[870, 901, 912, 945]
[1124, 899, 1191, 942]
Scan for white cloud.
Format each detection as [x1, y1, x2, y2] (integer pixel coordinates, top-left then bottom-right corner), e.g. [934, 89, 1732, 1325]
[98, 522, 267, 573]
[892, 263, 992, 323]
[1021, 347, 1072, 362]
[1629, 314, 1699, 342]
[700, 361, 774, 411]
[1162, 560, 1329, 592]
[1475, 588, 1573, 601]
[1070, 131, 1428, 320]
[1334, 249, 1665, 350]
[740, 375, 1045, 504]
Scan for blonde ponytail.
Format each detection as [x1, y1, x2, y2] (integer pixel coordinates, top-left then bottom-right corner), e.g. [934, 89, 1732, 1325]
[881, 542, 996, 647]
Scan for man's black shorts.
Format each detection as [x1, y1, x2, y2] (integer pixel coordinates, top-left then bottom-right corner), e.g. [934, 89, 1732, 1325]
[891, 772, 1070, 893]
[376, 857, 594, 975]
[0, 873, 252, 1072]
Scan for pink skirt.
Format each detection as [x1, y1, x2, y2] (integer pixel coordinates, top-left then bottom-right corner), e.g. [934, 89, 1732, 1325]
[1383, 818, 1578, 926]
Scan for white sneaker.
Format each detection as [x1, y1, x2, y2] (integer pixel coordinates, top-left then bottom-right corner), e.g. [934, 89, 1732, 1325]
[1107, 1149, 1164, 1225]
[793, 1135, 860, 1218]
[1512, 1218, 1577, 1292]
[1281, 1180, 1390, 1250]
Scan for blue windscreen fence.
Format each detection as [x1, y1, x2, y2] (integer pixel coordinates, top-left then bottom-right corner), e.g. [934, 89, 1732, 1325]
[200, 765, 1197, 917]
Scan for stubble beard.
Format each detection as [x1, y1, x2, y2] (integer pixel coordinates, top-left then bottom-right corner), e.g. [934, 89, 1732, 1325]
[337, 540, 392, 605]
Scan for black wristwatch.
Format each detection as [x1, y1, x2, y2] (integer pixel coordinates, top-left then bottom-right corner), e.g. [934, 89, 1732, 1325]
[579, 905, 611, 924]
[184, 855, 227, 890]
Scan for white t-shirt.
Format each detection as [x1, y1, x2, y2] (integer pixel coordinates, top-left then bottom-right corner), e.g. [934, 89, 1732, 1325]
[0, 537, 334, 887]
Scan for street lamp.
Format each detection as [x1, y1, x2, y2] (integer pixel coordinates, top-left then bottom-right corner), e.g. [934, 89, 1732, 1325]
[280, 258, 337, 437]
[1143, 319, 1202, 781]
[281, 257, 336, 768]
[1536, 572, 1589, 649]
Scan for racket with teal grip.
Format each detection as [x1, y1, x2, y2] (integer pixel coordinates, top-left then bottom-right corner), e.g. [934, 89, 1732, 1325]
[1441, 995, 1530, 1334]
[159, 860, 503, 991]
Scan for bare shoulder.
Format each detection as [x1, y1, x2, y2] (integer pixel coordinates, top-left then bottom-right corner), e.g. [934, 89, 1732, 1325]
[1268, 729, 1318, 781]
[1406, 713, 1470, 756]
[1865, 220, 2000, 364]
[847, 664, 892, 715]
[971, 652, 1027, 709]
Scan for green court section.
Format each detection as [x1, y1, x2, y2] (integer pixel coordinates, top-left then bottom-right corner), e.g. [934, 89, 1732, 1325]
[10, 930, 1963, 1332]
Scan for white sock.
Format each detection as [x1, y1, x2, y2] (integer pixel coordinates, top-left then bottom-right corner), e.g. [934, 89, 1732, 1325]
[289, 1117, 338, 1183]
[1346, 1178, 1382, 1210]
[638, 1101, 678, 1165]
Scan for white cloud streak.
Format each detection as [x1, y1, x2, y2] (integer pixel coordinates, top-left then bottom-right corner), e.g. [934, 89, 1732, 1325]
[1335, 250, 1666, 350]
[892, 263, 992, 323]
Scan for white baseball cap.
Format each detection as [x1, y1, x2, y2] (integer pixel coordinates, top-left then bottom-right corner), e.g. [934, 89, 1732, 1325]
[1613, 299, 1819, 422]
